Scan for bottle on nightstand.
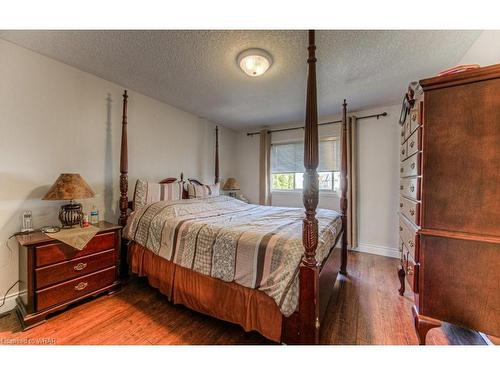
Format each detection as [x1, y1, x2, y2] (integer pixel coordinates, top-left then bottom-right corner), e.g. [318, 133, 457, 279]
[21, 210, 34, 233]
[90, 205, 99, 224]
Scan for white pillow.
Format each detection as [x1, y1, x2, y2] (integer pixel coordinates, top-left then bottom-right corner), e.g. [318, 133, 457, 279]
[133, 179, 184, 210]
[187, 182, 220, 199]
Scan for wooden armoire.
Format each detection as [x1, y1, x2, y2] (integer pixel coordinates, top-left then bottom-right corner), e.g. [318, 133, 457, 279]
[397, 64, 500, 344]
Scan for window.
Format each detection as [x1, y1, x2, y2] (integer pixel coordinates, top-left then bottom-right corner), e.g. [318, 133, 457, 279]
[271, 139, 340, 192]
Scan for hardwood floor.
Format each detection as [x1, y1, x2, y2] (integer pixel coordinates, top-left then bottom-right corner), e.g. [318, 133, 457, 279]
[0, 251, 489, 345]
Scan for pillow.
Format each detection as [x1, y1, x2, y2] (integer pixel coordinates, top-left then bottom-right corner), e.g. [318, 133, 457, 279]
[133, 179, 184, 210]
[187, 182, 220, 199]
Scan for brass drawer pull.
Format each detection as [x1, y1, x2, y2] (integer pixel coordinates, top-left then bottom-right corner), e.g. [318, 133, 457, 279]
[407, 265, 413, 275]
[408, 240, 414, 248]
[410, 140, 415, 148]
[400, 185, 404, 190]
[411, 162, 415, 170]
[401, 149, 405, 155]
[410, 208, 415, 216]
[399, 226, 403, 232]
[74, 262, 87, 271]
[400, 167, 404, 173]
[412, 113, 417, 121]
[410, 185, 415, 192]
[74, 282, 88, 291]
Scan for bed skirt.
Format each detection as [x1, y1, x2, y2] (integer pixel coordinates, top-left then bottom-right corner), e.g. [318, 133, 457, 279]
[128, 242, 283, 342]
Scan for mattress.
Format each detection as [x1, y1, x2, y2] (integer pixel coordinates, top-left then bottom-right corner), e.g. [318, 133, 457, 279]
[124, 196, 341, 316]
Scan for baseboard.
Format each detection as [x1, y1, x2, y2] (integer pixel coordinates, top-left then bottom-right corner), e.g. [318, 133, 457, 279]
[352, 242, 400, 259]
[0, 291, 19, 314]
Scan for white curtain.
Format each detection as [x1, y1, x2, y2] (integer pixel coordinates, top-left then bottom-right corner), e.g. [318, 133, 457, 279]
[347, 116, 358, 248]
[259, 129, 272, 205]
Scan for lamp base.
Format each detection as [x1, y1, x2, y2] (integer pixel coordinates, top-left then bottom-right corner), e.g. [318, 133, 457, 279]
[59, 201, 83, 228]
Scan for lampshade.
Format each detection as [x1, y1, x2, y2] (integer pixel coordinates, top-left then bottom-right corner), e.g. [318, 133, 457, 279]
[42, 173, 95, 201]
[223, 177, 240, 191]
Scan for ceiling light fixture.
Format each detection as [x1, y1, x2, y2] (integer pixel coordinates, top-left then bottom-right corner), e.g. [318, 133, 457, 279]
[237, 48, 273, 77]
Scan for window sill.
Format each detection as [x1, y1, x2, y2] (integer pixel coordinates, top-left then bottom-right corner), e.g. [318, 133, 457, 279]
[271, 190, 339, 198]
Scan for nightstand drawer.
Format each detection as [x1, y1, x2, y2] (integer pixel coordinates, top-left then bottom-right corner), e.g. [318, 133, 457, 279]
[35, 249, 116, 289]
[35, 231, 116, 267]
[36, 266, 117, 311]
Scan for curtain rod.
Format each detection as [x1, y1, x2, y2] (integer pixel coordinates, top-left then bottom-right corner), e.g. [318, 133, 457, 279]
[246, 111, 388, 136]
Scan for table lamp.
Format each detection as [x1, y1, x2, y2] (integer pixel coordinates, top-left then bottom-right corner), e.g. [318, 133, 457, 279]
[222, 177, 240, 198]
[42, 173, 96, 228]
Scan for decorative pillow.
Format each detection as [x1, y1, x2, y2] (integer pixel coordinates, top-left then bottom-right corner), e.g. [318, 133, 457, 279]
[133, 179, 184, 210]
[187, 182, 220, 199]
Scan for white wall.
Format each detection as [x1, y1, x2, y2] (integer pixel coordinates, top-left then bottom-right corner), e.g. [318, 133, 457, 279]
[356, 105, 400, 258]
[0, 39, 237, 312]
[458, 30, 500, 66]
[235, 104, 401, 259]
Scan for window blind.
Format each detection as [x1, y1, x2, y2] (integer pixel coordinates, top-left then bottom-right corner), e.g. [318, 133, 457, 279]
[271, 139, 339, 173]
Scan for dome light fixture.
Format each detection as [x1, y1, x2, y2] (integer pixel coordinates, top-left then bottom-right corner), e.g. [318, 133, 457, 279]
[237, 48, 273, 77]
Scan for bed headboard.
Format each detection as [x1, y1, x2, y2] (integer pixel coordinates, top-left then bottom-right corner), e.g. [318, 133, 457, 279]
[119, 90, 220, 225]
[159, 173, 188, 199]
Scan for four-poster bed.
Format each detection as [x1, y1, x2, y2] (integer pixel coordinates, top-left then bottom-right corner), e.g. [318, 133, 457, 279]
[118, 30, 349, 344]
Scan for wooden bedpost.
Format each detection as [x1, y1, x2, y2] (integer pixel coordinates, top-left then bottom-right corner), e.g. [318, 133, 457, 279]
[119, 90, 129, 227]
[340, 99, 348, 275]
[119, 90, 129, 277]
[215, 126, 219, 184]
[299, 29, 320, 344]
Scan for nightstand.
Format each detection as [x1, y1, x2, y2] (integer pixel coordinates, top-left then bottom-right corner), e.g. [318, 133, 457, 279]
[15, 221, 121, 330]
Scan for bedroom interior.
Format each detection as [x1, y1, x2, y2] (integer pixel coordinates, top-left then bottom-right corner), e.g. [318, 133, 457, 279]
[0, 4, 499, 371]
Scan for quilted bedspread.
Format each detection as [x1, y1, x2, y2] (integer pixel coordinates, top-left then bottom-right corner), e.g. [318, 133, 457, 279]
[124, 196, 341, 316]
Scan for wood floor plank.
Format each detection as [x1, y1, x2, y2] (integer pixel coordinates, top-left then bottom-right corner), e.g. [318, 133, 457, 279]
[0, 251, 489, 345]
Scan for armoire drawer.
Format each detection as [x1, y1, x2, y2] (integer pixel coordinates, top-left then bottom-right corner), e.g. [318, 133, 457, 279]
[403, 248, 419, 293]
[406, 127, 422, 158]
[400, 142, 408, 161]
[400, 196, 420, 226]
[409, 106, 421, 134]
[401, 114, 411, 144]
[410, 101, 423, 134]
[399, 214, 419, 261]
[404, 118, 412, 142]
[400, 152, 421, 178]
[400, 125, 406, 145]
[400, 176, 421, 201]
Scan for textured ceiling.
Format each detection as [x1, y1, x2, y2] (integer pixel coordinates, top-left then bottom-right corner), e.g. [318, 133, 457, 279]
[0, 30, 480, 129]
